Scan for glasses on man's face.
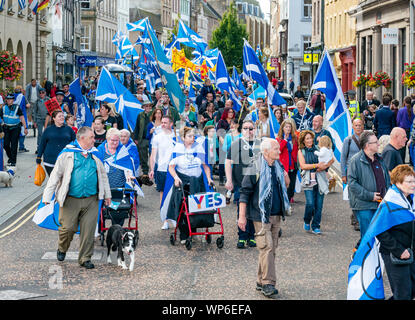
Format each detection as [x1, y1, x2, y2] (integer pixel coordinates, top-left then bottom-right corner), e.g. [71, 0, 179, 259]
[243, 127, 254, 131]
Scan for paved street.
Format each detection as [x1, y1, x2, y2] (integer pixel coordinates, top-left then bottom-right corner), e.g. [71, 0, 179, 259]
[0, 134, 391, 300]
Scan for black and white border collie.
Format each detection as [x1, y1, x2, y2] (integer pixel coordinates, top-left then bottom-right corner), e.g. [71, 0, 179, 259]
[106, 225, 138, 271]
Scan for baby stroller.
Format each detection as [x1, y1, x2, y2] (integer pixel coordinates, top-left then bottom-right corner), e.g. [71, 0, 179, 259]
[170, 183, 224, 250]
[99, 186, 138, 246]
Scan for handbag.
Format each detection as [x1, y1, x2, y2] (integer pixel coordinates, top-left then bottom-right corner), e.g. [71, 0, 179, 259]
[390, 221, 414, 265]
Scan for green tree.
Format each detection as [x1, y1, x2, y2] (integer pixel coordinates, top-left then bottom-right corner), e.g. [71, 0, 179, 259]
[209, 1, 249, 72]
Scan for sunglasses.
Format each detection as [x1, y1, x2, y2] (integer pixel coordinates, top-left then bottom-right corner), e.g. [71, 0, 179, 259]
[243, 127, 254, 131]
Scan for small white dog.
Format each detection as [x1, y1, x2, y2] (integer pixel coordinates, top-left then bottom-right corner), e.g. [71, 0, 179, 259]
[0, 166, 16, 187]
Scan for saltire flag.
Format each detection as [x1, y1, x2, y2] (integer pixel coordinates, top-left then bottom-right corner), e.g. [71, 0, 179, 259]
[312, 50, 352, 162]
[242, 40, 284, 137]
[176, 68, 185, 82]
[96, 141, 144, 198]
[69, 78, 93, 128]
[165, 34, 181, 60]
[256, 45, 262, 61]
[124, 138, 141, 179]
[145, 19, 186, 113]
[188, 82, 197, 105]
[188, 69, 204, 90]
[18, 0, 26, 10]
[160, 138, 210, 223]
[242, 40, 286, 107]
[29, 0, 39, 14]
[232, 66, 246, 94]
[145, 62, 163, 93]
[0, 0, 6, 10]
[208, 69, 216, 85]
[215, 51, 242, 112]
[176, 20, 208, 54]
[95, 67, 143, 130]
[112, 31, 136, 62]
[347, 185, 415, 300]
[247, 86, 266, 106]
[127, 18, 147, 32]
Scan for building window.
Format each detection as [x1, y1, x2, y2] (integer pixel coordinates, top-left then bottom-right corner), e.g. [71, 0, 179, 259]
[80, 25, 91, 51]
[303, 0, 312, 19]
[303, 35, 311, 53]
[80, 0, 90, 9]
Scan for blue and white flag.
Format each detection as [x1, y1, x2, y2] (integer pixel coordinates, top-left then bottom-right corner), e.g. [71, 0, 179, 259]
[208, 69, 216, 85]
[18, 0, 26, 10]
[256, 44, 263, 61]
[215, 51, 242, 112]
[188, 82, 197, 105]
[242, 41, 282, 137]
[32, 194, 62, 231]
[247, 86, 266, 106]
[96, 142, 144, 197]
[70, 78, 93, 128]
[347, 185, 415, 300]
[114, 35, 134, 60]
[232, 66, 246, 94]
[146, 19, 186, 113]
[243, 40, 286, 107]
[0, 0, 6, 11]
[29, 0, 38, 14]
[188, 69, 204, 90]
[165, 34, 181, 60]
[124, 138, 140, 178]
[176, 20, 208, 54]
[312, 50, 352, 162]
[95, 67, 143, 130]
[127, 18, 147, 32]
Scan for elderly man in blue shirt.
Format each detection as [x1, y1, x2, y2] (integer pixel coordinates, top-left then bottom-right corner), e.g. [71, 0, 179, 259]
[42, 127, 111, 269]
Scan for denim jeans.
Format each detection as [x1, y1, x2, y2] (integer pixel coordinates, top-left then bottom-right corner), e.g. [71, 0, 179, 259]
[303, 185, 325, 230]
[354, 209, 376, 238]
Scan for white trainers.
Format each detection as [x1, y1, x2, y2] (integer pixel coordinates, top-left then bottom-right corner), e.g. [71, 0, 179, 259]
[286, 206, 292, 216]
[161, 221, 169, 230]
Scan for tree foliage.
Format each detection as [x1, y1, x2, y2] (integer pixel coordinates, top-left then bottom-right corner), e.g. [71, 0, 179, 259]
[209, 2, 249, 72]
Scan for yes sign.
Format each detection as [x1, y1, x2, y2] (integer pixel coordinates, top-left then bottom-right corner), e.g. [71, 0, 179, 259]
[188, 192, 226, 213]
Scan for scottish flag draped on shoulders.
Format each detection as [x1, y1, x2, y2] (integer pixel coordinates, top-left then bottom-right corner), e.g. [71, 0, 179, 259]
[347, 185, 415, 300]
[160, 137, 211, 223]
[32, 140, 100, 231]
[123, 137, 140, 178]
[96, 141, 144, 198]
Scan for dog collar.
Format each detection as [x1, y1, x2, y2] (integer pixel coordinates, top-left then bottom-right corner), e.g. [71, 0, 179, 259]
[7, 170, 14, 176]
